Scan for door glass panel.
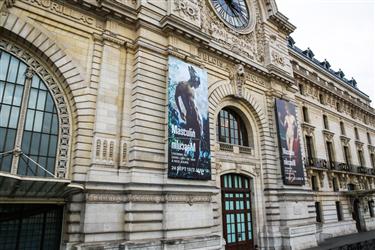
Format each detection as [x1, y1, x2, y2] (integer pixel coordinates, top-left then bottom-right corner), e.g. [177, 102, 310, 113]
[222, 174, 253, 248]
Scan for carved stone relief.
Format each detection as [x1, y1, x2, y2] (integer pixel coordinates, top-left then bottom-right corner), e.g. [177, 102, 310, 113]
[170, 0, 201, 27]
[86, 193, 212, 204]
[200, 0, 265, 63]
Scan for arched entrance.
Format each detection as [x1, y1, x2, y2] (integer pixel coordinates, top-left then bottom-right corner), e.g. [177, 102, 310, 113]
[221, 174, 254, 250]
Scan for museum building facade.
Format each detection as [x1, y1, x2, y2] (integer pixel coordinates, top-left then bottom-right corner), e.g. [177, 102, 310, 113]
[0, 0, 374, 249]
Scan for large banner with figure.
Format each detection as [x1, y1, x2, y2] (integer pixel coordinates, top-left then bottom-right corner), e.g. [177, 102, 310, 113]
[167, 56, 211, 180]
[275, 99, 304, 185]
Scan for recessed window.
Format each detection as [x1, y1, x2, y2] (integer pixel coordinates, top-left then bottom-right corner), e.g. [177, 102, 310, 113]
[336, 201, 343, 221]
[369, 200, 374, 218]
[358, 150, 365, 167]
[302, 106, 309, 123]
[315, 202, 322, 223]
[299, 84, 304, 95]
[323, 115, 329, 130]
[367, 132, 372, 145]
[216, 108, 248, 146]
[343, 146, 351, 167]
[370, 153, 375, 168]
[340, 122, 345, 135]
[319, 93, 324, 104]
[305, 135, 315, 161]
[332, 177, 339, 192]
[311, 176, 319, 191]
[347, 183, 355, 191]
[354, 127, 359, 140]
[336, 102, 341, 112]
[0, 50, 59, 177]
[326, 141, 335, 164]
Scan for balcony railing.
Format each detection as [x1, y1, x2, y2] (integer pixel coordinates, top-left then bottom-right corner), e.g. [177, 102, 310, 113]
[304, 157, 375, 176]
[218, 142, 253, 155]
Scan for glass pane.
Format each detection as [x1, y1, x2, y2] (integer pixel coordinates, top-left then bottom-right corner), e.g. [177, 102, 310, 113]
[0, 52, 10, 81]
[28, 88, 38, 109]
[16, 62, 27, 85]
[45, 94, 54, 112]
[0, 104, 10, 127]
[25, 110, 35, 131]
[48, 135, 57, 157]
[0, 81, 4, 102]
[6, 57, 19, 83]
[17, 155, 27, 175]
[36, 90, 46, 110]
[40, 134, 49, 156]
[51, 114, 58, 135]
[41, 112, 52, 133]
[31, 75, 40, 88]
[30, 133, 41, 155]
[3, 83, 15, 104]
[13, 85, 24, 106]
[0, 127, 5, 150]
[33, 111, 43, 132]
[4, 129, 16, 151]
[21, 131, 32, 154]
[8, 106, 19, 128]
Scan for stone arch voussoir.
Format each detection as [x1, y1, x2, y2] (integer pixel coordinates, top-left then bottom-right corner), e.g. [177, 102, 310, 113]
[209, 80, 267, 131]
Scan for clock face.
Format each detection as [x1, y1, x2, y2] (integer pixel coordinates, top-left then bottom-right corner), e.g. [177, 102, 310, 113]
[211, 0, 250, 30]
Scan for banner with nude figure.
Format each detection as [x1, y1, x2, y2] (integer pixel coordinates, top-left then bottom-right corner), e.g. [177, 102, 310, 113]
[167, 56, 211, 180]
[275, 99, 304, 185]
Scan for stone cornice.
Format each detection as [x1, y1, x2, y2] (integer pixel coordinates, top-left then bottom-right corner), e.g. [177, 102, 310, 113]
[290, 49, 370, 102]
[268, 11, 296, 35]
[294, 68, 374, 117]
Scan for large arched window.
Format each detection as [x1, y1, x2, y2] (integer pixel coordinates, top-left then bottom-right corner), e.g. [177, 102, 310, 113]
[216, 108, 248, 146]
[0, 49, 59, 177]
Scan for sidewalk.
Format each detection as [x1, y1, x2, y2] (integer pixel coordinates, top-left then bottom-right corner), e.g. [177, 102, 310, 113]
[305, 230, 375, 250]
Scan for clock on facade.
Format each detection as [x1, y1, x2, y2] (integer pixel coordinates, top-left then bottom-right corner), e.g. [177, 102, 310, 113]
[210, 0, 250, 31]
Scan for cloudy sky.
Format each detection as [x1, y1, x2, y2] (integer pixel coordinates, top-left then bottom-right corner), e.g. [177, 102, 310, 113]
[276, 0, 375, 106]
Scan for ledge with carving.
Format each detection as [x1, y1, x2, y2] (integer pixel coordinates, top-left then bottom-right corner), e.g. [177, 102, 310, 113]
[369, 144, 375, 153]
[340, 135, 351, 145]
[322, 129, 335, 141]
[301, 122, 315, 135]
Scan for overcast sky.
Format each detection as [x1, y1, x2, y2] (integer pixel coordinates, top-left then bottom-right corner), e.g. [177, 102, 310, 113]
[276, 0, 375, 106]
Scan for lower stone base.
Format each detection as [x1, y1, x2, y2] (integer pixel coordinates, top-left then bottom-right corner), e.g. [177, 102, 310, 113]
[67, 235, 223, 250]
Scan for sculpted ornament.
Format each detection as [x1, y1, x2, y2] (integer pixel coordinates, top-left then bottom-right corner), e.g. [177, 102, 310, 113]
[228, 64, 245, 98]
[172, 0, 201, 27]
[200, 0, 265, 63]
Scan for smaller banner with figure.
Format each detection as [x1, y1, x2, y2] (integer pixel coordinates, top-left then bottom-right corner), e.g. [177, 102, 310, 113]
[167, 56, 211, 180]
[275, 98, 305, 185]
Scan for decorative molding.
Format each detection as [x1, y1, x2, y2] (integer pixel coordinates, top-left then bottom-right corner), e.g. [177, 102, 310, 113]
[93, 137, 116, 165]
[368, 145, 375, 153]
[227, 64, 245, 98]
[171, 0, 201, 27]
[340, 135, 351, 146]
[323, 130, 335, 141]
[301, 122, 315, 136]
[355, 141, 364, 150]
[0, 39, 70, 178]
[86, 193, 212, 205]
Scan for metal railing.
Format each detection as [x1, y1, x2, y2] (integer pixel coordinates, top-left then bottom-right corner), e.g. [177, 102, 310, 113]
[304, 157, 375, 176]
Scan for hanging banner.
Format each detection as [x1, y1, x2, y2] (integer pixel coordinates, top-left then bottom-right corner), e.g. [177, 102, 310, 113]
[275, 99, 305, 185]
[167, 56, 211, 180]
